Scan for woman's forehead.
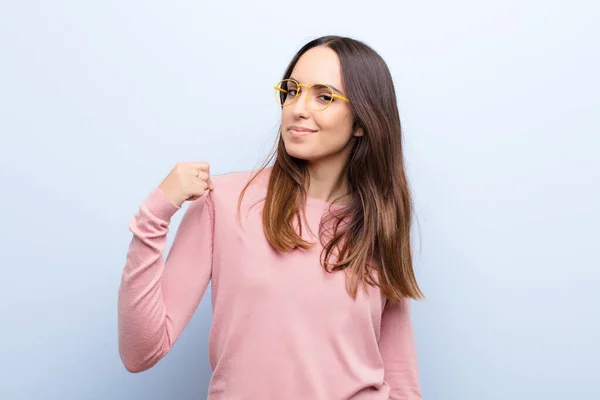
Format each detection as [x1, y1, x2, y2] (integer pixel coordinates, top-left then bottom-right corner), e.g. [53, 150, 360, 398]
[290, 46, 343, 90]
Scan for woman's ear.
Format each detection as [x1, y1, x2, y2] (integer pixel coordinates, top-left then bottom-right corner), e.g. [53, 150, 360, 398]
[352, 120, 364, 137]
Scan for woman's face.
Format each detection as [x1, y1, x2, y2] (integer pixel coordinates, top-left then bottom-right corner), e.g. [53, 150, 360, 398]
[280, 46, 362, 164]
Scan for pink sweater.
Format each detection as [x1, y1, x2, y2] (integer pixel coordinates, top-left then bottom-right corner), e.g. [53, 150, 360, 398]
[118, 170, 422, 400]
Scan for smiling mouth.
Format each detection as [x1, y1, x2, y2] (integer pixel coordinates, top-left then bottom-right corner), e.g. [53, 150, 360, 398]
[288, 128, 316, 138]
[288, 125, 317, 138]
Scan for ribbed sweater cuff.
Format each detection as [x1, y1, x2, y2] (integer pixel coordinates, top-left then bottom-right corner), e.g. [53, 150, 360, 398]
[143, 187, 181, 222]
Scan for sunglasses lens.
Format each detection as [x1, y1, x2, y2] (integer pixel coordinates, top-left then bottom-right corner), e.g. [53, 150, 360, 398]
[308, 84, 334, 111]
[275, 80, 298, 106]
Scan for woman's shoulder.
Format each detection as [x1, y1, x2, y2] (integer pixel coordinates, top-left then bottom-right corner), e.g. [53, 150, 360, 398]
[211, 167, 270, 192]
[209, 167, 271, 209]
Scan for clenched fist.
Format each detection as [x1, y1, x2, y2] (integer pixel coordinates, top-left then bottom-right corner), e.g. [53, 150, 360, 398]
[158, 162, 214, 207]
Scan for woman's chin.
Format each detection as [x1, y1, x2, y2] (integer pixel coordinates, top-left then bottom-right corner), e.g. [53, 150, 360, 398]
[283, 142, 313, 161]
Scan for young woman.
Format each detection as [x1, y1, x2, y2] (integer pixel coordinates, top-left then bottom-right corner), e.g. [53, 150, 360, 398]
[118, 35, 424, 399]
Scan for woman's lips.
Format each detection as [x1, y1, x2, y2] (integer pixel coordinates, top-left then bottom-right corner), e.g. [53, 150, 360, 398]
[288, 126, 317, 139]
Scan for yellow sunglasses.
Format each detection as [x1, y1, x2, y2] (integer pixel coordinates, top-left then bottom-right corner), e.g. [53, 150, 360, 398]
[274, 78, 349, 111]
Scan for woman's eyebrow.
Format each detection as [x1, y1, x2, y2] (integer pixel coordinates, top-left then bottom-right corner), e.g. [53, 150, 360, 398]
[289, 77, 344, 95]
[328, 85, 344, 95]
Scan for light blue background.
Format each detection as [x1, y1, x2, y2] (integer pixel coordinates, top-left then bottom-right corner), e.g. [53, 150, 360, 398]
[1, 1, 598, 399]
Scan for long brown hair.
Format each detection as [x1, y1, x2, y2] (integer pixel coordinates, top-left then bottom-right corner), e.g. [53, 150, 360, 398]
[239, 35, 423, 303]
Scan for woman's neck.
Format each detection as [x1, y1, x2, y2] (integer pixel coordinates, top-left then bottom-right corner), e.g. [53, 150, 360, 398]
[305, 157, 349, 204]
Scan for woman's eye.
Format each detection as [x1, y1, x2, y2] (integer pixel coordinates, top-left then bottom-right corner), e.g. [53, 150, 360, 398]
[318, 94, 333, 102]
[287, 89, 298, 96]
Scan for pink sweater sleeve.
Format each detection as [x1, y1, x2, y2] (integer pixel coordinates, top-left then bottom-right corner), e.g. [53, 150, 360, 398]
[118, 187, 214, 373]
[379, 298, 422, 400]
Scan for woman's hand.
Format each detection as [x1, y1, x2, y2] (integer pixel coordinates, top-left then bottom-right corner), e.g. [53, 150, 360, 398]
[158, 162, 214, 207]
